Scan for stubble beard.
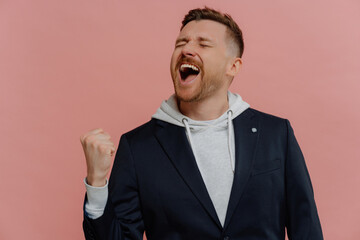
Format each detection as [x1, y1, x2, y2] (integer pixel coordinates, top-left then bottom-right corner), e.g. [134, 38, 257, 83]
[172, 70, 222, 103]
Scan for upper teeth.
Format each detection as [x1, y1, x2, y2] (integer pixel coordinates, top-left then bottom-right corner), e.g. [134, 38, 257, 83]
[180, 64, 199, 72]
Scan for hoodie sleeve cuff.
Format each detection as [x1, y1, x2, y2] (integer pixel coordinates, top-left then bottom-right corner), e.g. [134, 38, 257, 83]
[84, 177, 108, 219]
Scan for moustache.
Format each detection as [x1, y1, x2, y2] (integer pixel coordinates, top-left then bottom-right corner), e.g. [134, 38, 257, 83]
[176, 57, 202, 70]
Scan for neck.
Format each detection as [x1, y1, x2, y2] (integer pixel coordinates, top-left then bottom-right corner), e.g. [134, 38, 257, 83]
[178, 91, 229, 121]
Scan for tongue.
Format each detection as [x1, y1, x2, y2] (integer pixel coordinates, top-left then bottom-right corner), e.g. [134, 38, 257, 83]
[183, 74, 198, 83]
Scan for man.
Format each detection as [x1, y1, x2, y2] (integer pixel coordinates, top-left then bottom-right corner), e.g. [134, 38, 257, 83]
[80, 7, 323, 240]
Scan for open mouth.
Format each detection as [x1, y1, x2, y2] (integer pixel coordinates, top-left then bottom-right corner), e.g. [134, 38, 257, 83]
[179, 63, 200, 83]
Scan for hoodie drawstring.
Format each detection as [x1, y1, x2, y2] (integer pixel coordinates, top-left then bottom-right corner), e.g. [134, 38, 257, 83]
[182, 118, 196, 158]
[182, 118, 200, 168]
[227, 110, 235, 173]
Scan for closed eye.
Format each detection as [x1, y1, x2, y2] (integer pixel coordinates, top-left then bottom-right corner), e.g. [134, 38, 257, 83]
[200, 44, 210, 48]
[175, 39, 187, 48]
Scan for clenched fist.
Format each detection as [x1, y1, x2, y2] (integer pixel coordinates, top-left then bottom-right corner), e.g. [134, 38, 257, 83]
[80, 128, 116, 187]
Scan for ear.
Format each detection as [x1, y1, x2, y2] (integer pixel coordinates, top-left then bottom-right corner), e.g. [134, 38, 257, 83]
[226, 57, 242, 77]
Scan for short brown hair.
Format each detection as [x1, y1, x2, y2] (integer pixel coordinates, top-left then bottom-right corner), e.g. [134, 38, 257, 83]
[181, 7, 244, 58]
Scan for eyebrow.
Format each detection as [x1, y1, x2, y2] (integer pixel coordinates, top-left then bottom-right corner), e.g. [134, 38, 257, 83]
[198, 36, 213, 43]
[175, 36, 214, 45]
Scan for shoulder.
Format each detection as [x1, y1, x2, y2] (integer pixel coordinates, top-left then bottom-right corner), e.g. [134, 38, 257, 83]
[120, 118, 177, 147]
[248, 107, 287, 122]
[246, 107, 290, 136]
[245, 107, 288, 125]
[121, 118, 158, 142]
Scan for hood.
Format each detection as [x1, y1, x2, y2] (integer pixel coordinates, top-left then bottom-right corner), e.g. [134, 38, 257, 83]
[152, 91, 250, 130]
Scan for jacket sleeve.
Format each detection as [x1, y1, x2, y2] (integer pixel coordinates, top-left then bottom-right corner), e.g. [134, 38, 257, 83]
[83, 134, 145, 240]
[284, 119, 323, 239]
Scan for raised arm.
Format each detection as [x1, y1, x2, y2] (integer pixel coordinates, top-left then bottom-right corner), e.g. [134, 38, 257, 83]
[81, 130, 144, 239]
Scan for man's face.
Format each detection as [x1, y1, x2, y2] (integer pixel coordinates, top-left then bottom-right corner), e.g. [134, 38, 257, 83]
[170, 19, 235, 102]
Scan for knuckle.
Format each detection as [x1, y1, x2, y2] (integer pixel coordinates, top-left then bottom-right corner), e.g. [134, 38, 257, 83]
[85, 135, 95, 144]
[99, 145, 108, 152]
[88, 139, 99, 148]
[92, 141, 100, 148]
[82, 135, 90, 144]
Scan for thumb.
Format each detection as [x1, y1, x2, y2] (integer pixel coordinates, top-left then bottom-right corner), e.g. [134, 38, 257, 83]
[110, 147, 115, 157]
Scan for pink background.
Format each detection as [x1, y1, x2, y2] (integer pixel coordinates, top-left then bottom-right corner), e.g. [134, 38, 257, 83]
[1, 0, 359, 239]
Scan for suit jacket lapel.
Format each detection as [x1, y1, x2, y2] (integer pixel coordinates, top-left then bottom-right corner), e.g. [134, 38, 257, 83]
[223, 108, 260, 229]
[154, 121, 223, 229]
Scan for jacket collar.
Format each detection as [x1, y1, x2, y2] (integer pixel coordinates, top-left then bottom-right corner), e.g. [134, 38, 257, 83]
[154, 108, 260, 230]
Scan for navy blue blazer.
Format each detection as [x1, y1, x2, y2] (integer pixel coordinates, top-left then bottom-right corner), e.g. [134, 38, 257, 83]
[83, 108, 323, 240]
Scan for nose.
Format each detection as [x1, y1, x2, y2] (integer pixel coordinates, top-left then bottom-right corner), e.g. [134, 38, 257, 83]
[181, 42, 196, 57]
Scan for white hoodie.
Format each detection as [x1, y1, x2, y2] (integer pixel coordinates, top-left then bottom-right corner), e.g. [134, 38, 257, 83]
[84, 91, 250, 226]
[152, 91, 250, 226]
